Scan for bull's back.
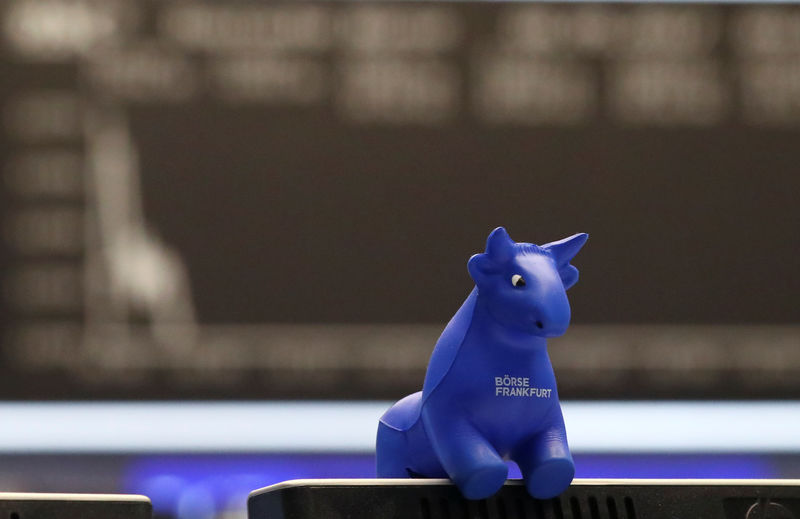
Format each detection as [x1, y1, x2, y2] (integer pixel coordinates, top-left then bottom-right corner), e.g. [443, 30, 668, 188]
[421, 289, 478, 400]
[379, 391, 423, 432]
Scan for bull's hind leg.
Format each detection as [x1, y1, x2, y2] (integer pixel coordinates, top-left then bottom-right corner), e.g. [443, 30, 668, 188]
[377, 392, 445, 478]
[376, 421, 413, 477]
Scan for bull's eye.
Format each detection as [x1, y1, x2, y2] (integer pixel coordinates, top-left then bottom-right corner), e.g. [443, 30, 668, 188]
[511, 274, 526, 288]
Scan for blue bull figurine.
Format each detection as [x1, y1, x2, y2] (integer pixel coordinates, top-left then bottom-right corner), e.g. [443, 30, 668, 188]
[376, 227, 588, 500]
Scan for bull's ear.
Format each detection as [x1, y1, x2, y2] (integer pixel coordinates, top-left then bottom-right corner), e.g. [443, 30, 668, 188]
[543, 233, 588, 290]
[467, 253, 494, 285]
[485, 226, 515, 264]
[559, 264, 580, 290]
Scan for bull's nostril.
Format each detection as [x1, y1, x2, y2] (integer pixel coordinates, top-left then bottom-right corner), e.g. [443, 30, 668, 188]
[535, 320, 544, 329]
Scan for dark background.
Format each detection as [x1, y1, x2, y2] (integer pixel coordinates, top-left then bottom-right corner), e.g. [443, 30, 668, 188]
[136, 112, 797, 324]
[1, 1, 798, 400]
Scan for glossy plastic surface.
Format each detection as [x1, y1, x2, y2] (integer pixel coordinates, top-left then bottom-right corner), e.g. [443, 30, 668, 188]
[376, 227, 588, 500]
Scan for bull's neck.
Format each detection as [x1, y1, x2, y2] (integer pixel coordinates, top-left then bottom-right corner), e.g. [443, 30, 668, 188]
[470, 287, 548, 352]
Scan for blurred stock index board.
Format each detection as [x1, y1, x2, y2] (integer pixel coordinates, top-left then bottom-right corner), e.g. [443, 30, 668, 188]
[0, 1, 798, 400]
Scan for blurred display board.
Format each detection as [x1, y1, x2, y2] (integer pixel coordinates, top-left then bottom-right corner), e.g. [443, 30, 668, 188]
[0, 0, 798, 400]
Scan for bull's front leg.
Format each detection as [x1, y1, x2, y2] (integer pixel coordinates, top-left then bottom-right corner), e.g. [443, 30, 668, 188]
[421, 400, 507, 500]
[512, 409, 575, 499]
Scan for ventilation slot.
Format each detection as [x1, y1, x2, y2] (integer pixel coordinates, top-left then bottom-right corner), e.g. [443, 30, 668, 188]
[478, 499, 490, 519]
[516, 498, 527, 519]
[495, 497, 509, 519]
[454, 497, 468, 519]
[552, 498, 564, 519]
[569, 496, 583, 519]
[624, 497, 637, 519]
[420, 497, 432, 519]
[533, 498, 545, 518]
[440, 497, 451, 519]
[606, 497, 619, 519]
[569, 494, 636, 519]
[588, 496, 600, 519]
[416, 492, 635, 519]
